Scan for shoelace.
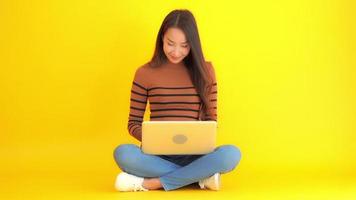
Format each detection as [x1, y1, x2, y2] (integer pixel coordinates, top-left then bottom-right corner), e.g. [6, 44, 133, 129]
[199, 180, 206, 189]
[133, 183, 148, 192]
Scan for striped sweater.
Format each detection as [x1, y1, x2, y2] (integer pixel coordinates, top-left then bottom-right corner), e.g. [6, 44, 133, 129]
[127, 61, 217, 142]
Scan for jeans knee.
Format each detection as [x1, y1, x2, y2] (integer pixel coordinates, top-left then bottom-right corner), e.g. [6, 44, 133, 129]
[113, 144, 139, 170]
[216, 145, 242, 173]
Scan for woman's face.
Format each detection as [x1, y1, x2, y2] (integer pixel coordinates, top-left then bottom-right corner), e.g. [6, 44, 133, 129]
[162, 27, 190, 64]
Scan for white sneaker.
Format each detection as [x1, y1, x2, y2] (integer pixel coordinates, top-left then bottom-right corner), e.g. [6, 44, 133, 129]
[114, 172, 149, 192]
[198, 173, 221, 191]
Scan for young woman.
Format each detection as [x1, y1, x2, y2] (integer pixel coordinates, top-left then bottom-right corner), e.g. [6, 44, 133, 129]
[113, 9, 241, 192]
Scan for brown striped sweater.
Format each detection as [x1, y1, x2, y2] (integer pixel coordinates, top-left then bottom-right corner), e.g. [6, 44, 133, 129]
[127, 61, 217, 142]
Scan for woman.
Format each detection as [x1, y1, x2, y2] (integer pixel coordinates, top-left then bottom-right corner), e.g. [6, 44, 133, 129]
[113, 9, 241, 192]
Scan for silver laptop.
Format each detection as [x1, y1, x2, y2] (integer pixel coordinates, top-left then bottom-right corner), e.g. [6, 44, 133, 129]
[141, 121, 217, 155]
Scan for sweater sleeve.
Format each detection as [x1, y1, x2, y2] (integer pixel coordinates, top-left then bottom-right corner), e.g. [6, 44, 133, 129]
[127, 66, 148, 142]
[205, 62, 218, 122]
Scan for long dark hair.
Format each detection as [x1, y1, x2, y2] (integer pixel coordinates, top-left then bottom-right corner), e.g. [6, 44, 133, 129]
[148, 9, 214, 120]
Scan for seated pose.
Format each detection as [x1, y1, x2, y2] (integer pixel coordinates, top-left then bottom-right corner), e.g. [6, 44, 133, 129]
[113, 9, 242, 192]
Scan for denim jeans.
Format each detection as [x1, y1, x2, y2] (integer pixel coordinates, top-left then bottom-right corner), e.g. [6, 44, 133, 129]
[113, 144, 242, 191]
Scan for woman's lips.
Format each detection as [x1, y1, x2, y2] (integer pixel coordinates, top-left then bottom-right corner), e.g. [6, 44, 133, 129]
[170, 56, 180, 61]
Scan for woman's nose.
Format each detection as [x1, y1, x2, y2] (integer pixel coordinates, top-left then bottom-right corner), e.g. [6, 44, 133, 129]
[172, 49, 182, 57]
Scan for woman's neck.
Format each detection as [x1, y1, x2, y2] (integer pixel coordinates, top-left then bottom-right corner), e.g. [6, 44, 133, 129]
[164, 60, 185, 68]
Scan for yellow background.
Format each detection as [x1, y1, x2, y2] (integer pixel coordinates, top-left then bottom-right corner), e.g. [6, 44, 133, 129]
[1, 0, 355, 199]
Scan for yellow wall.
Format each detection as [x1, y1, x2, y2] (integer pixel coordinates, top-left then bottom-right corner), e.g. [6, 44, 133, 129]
[1, 0, 355, 192]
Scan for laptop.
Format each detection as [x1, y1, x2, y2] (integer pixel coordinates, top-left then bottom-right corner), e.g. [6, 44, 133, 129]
[141, 121, 217, 155]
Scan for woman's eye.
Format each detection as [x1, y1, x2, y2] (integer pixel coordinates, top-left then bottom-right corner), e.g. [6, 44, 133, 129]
[182, 45, 188, 48]
[168, 43, 174, 46]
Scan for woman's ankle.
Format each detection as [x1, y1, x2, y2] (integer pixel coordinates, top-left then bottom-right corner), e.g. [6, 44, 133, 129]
[142, 178, 162, 190]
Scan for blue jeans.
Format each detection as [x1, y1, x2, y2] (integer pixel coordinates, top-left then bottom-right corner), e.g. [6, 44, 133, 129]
[113, 144, 242, 191]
